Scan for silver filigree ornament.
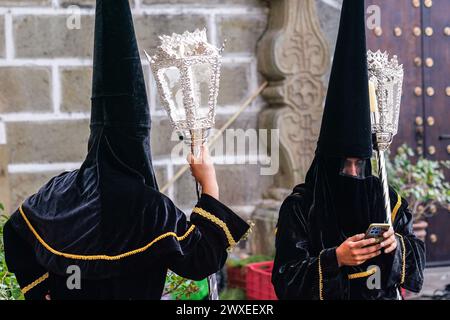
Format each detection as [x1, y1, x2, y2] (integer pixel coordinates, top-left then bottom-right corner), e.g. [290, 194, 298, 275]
[145, 29, 223, 300]
[145, 29, 222, 147]
[367, 50, 404, 151]
[367, 50, 404, 227]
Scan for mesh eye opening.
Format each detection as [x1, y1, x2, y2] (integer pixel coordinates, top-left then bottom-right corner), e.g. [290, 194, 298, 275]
[339, 158, 367, 179]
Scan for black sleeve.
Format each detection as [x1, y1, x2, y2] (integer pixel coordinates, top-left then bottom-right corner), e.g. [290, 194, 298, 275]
[166, 193, 250, 281]
[386, 193, 426, 293]
[3, 219, 49, 300]
[272, 195, 347, 300]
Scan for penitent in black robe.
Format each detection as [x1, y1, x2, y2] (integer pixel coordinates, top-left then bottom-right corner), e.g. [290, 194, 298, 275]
[272, 0, 425, 300]
[272, 180, 425, 300]
[3, 0, 250, 300]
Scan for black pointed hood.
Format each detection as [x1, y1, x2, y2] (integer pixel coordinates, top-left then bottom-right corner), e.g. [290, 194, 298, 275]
[91, 0, 150, 129]
[6, 0, 166, 279]
[89, 0, 157, 188]
[316, 0, 372, 159]
[298, 0, 384, 250]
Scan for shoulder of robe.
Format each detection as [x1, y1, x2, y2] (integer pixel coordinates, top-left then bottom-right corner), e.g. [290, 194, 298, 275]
[388, 186, 410, 211]
[371, 177, 410, 213]
[387, 185, 413, 226]
[144, 186, 177, 211]
[279, 184, 310, 222]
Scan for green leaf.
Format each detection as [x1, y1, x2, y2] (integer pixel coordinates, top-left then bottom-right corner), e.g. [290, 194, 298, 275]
[386, 144, 449, 220]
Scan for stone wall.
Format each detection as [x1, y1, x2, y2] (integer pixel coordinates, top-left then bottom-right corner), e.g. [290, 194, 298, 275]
[0, 0, 271, 218]
[0, 0, 343, 219]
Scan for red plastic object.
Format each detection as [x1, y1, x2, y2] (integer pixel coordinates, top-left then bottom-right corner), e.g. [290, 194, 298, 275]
[227, 266, 246, 289]
[245, 261, 278, 300]
[401, 288, 407, 299]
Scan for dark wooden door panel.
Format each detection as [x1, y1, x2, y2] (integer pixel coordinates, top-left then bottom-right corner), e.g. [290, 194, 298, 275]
[422, 0, 449, 161]
[365, 0, 450, 263]
[421, 0, 450, 264]
[365, 0, 424, 154]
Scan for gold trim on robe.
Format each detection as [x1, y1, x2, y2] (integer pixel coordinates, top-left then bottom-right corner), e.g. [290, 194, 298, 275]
[18, 204, 196, 261]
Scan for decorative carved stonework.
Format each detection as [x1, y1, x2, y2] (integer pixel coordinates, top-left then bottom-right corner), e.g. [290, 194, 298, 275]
[250, 0, 330, 255]
[258, 0, 329, 186]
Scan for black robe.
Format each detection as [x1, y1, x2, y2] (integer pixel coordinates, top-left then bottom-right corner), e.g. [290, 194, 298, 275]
[272, 183, 425, 300]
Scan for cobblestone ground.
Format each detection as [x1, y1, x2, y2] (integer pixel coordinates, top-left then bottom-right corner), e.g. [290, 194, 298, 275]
[406, 266, 450, 300]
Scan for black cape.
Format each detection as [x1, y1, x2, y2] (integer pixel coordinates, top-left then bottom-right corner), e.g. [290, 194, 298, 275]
[4, 194, 249, 300]
[3, 0, 250, 300]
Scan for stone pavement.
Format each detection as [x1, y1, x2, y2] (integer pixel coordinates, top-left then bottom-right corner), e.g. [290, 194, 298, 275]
[405, 266, 450, 300]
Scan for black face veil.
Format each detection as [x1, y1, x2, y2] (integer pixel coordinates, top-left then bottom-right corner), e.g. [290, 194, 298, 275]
[301, 0, 386, 248]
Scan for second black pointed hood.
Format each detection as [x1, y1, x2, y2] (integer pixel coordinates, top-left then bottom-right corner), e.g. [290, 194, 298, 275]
[297, 0, 384, 249]
[316, 0, 372, 159]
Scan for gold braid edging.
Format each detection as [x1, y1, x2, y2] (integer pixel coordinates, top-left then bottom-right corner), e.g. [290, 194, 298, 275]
[396, 233, 406, 285]
[18, 204, 196, 261]
[241, 220, 255, 241]
[318, 250, 324, 301]
[319, 254, 379, 299]
[22, 272, 49, 295]
[192, 207, 237, 248]
[348, 267, 378, 280]
[391, 193, 402, 223]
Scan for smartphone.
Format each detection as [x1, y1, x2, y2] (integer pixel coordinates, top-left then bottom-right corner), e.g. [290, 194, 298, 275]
[365, 223, 391, 243]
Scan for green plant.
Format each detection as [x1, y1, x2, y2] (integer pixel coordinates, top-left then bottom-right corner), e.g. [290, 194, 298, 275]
[0, 204, 23, 300]
[384, 144, 450, 221]
[162, 271, 202, 300]
[220, 288, 246, 300]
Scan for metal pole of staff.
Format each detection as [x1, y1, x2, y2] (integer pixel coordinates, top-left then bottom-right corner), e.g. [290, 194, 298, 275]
[190, 129, 219, 300]
[163, 81, 268, 300]
[376, 145, 392, 226]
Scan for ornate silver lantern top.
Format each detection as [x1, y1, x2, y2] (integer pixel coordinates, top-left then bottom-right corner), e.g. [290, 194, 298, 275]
[367, 50, 404, 151]
[145, 29, 222, 146]
[146, 30, 223, 300]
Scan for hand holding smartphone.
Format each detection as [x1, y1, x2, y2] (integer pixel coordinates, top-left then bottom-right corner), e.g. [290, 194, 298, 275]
[364, 223, 391, 244]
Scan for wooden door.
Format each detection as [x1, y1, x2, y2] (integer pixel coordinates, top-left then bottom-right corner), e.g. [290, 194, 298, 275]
[365, 0, 450, 263]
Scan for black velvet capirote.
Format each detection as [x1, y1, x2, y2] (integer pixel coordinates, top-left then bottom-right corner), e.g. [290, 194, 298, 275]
[5, 0, 163, 279]
[3, 0, 250, 299]
[90, 0, 157, 188]
[316, 0, 372, 159]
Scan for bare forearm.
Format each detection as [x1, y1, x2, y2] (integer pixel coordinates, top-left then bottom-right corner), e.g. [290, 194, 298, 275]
[201, 181, 219, 200]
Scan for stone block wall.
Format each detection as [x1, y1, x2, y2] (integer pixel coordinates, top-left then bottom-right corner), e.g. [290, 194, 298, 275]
[0, 0, 343, 218]
[0, 0, 271, 218]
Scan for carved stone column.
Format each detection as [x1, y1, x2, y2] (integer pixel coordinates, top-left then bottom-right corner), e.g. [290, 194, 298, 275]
[250, 0, 330, 255]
